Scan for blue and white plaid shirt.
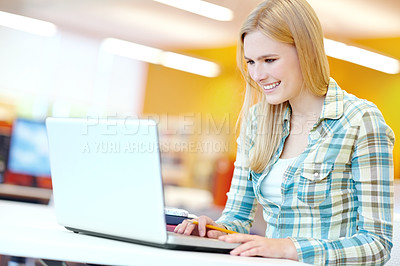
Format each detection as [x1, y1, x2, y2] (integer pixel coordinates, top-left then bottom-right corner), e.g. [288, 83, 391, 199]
[216, 78, 395, 265]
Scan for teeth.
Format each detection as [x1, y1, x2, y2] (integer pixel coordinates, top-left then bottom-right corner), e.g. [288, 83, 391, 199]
[263, 81, 280, 90]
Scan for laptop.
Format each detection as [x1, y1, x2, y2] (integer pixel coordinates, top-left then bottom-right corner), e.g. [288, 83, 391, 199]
[46, 117, 239, 253]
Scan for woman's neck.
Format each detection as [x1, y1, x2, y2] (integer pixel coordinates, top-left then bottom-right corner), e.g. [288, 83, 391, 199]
[289, 89, 325, 122]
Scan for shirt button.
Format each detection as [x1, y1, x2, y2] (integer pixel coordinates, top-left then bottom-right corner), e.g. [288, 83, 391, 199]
[314, 172, 319, 177]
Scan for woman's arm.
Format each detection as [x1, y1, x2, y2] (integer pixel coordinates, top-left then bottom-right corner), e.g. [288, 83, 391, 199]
[216, 106, 260, 233]
[215, 137, 258, 233]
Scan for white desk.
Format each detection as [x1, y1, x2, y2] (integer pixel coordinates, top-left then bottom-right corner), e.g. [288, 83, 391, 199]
[0, 200, 306, 266]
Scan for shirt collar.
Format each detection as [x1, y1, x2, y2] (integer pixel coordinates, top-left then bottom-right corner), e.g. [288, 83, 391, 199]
[283, 104, 291, 122]
[320, 77, 344, 120]
[282, 77, 343, 127]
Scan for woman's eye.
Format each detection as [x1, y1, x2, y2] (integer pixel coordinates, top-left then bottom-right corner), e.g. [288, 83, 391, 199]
[246, 60, 254, 65]
[265, 59, 276, 63]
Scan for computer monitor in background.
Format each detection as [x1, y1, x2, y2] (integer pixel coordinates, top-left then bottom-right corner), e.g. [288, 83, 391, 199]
[4, 118, 51, 188]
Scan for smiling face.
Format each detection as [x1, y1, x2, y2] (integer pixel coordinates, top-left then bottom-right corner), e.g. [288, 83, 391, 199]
[243, 30, 305, 105]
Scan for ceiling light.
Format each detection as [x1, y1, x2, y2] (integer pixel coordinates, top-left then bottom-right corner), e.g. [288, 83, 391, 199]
[153, 0, 234, 21]
[161, 52, 220, 77]
[101, 38, 162, 64]
[324, 38, 400, 74]
[0, 11, 57, 37]
[101, 38, 220, 78]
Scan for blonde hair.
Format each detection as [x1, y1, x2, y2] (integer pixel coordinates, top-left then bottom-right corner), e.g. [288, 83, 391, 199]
[238, 0, 330, 173]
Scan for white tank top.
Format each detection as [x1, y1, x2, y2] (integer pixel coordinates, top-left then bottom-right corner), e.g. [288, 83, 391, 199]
[260, 157, 297, 205]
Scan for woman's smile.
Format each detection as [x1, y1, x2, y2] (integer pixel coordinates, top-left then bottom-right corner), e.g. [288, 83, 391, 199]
[263, 81, 281, 92]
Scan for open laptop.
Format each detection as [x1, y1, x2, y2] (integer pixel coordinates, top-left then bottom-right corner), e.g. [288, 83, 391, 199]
[46, 117, 239, 253]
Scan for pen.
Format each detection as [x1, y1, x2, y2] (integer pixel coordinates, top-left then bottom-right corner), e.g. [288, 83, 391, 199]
[190, 220, 238, 234]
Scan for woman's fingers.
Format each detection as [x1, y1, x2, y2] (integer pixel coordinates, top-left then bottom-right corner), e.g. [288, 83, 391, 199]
[219, 234, 265, 256]
[174, 216, 219, 237]
[219, 234, 298, 260]
[197, 216, 211, 237]
[219, 233, 256, 243]
[206, 229, 226, 239]
[174, 219, 196, 235]
[183, 222, 196, 235]
[229, 238, 262, 256]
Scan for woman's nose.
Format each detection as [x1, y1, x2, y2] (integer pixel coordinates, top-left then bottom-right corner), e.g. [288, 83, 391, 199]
[251, 63, 268, 83]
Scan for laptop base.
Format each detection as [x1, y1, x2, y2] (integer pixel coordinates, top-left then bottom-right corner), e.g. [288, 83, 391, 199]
[65, 226, 234, 254]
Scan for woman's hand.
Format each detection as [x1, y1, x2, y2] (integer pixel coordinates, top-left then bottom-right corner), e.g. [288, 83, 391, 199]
[219, 234, 298, 261]
[174, 215, 227, 238]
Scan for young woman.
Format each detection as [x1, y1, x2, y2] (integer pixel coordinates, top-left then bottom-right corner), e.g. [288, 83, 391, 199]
[175, 0, 395, 264]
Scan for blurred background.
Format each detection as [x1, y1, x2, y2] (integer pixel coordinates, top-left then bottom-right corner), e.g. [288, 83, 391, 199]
[0, 0, 399, 228]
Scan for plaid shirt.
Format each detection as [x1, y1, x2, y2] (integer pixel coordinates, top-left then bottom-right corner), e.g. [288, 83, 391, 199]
[216, 78, 395, 265]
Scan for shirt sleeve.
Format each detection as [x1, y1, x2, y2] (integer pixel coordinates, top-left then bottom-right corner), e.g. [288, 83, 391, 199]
[290, 105, 395, 265]
[215, 110, 258, 234]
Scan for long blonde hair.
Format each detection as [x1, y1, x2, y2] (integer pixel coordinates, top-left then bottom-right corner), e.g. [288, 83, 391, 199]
[238, 0, 330, 173]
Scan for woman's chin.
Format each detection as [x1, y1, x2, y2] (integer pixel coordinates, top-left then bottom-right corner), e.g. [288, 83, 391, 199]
[265, 96, 285, 105]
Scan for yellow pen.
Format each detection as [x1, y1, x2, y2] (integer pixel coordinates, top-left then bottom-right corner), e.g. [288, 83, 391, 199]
[190, 220, 238, 234]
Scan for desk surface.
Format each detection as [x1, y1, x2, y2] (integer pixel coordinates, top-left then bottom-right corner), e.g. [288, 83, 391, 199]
[0, 184, 52, 204]
[0, 200, 305, 266]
